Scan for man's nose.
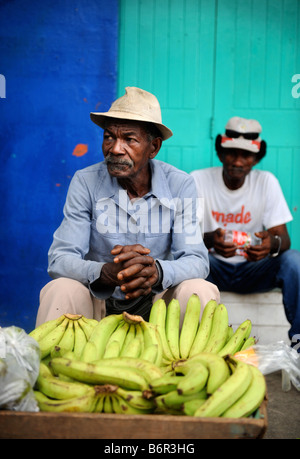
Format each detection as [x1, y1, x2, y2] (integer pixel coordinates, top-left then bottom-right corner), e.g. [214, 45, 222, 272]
[110, 138, 126, 154]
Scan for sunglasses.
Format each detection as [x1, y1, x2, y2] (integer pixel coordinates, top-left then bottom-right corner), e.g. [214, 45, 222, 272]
[225, 129, 260, 140]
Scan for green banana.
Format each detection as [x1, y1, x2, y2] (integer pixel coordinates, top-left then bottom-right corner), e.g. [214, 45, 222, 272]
[155, 388, 207, 411]
[34, 389, 97, 413]
[226, 325, 234, 343]
[165, 298, 181, 360]
[29, 315, 66, 342]
[78, 317, 97, 341]
[140, 343, 158, 364]
[38, 317, 70, 359]
[189, 300, 218, 356]
[120, 323, 136, 356]
[240, 336, 257, 351]
[103, 340, 121, 359]
[175, 361, 209, 395]
[81, 316, 99, 327]
[50, 357, 149, 391]
[179, 352, 230, 394]
[134, 323, 145, 355]
[57, 319, 75, 355]
[140, 321, 163, 366]
[218, 319, 252, 357]
[149, 299, 174, 362]
[179, 294, 201, 359]
[103, 394, 114, 413]
[182, 398, 206, 416]
[105, 320, 130, 353]
[115, 386, 155, 411]
[73, 319, 88, 359]
[93, 356, 163, 383]
[221, 364, 266, 418]
[36, 362, 92, 400]
[193, 357, 253, 418]
[114, 394, 153, 415]
[149, 374, 183, 395]
[121, 336, 142, 358]
[202, 303, 229, 354]
[94, 394, 105, 412]
[86, 313, 123, 360]
[80, 341, 99, 363]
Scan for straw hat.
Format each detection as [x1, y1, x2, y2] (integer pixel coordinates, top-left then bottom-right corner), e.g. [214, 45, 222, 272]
[90, 87, 173, 140]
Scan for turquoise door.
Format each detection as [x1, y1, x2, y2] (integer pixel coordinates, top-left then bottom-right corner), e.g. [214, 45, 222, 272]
[118, 0, 300, 249]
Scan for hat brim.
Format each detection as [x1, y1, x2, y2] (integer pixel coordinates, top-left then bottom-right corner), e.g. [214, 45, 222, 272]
[90, 111, 173, 141]
[221, 135, 261, 153]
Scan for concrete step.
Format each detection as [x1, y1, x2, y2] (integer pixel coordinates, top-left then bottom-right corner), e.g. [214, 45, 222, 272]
[219, 290, 290, 346]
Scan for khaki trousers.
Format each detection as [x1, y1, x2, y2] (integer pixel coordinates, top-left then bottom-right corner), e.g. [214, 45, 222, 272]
[35, 277, 220, 327]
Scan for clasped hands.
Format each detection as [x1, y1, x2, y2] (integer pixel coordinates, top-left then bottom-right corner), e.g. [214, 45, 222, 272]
[100, 244, 159, 300]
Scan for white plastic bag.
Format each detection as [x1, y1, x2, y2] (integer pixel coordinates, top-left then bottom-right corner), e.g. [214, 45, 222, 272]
[235, 341, 300, 392]
[0, 325, 40, 411]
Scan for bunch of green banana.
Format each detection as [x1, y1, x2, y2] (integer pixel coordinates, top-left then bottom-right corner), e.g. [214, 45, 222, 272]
[29, 314, 99, 360]
[149, 295, 257, 363]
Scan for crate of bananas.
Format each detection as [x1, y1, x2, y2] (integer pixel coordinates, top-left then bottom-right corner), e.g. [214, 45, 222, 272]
[27, 294, 267, 423]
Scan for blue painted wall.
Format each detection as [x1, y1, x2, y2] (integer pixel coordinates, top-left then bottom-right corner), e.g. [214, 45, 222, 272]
[0, 0, 118, 332]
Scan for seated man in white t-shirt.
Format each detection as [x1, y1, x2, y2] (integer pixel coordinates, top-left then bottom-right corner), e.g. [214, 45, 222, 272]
[191, 116, 300, 352]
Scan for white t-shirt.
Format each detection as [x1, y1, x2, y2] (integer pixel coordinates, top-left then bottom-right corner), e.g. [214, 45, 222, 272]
[190, 167, 293, 263]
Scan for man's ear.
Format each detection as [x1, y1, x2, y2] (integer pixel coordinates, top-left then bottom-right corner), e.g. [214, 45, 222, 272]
[149, 137, 163, 159]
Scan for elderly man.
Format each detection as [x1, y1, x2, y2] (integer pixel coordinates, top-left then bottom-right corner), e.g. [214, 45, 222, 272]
[35, 87, 219, 326]
[191, 116, 300, 351]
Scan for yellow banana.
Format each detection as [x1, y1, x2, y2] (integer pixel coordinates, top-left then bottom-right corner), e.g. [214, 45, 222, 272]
[194, 356, 253, 418]
[175, 361, 209, 395]
[34, 389, 97, 412]
[29, 315, 66, 342]
[218, 319, 252, 357]
[121, 336, 142, 358]
[165, 298, 181, 360]
[221, 364, 266, 418]
[179, 294, 201, 359]
[202, 303, 229, 354]
[189, 299, 218, 357]
[149, 299, 174, 362]
[115, 386, 155, 411]
[155, 388, 207, 411]
[36, 362, 92, 400]
[38, 317, 70, 359]
[140, 321, 163, 366]
[179, 352, 230, 394]
[50, 357, 149, 391]
[149, 374, 183, 395]
[87, 313, 123, 360]
[103, 340, 121, 359]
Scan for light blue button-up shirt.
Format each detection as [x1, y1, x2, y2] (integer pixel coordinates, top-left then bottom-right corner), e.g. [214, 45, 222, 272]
[48, 159, 209, 300]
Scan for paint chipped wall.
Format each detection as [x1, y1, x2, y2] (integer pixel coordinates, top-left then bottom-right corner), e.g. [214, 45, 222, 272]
[0, 0, 118, 331]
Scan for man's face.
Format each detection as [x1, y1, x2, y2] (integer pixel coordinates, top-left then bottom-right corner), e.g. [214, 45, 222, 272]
[218, 148, 258, 188]
[102, 119, 160, 179]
